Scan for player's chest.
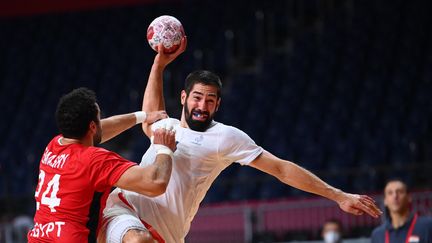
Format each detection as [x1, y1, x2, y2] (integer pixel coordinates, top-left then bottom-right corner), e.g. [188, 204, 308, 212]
[176, 130, 218, 151]
[174, 133, 219, 165]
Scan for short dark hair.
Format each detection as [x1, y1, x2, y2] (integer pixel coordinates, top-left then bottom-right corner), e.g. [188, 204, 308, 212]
[55, 87, 99, 139]
[184, 70, 222, 98]
[384, 178, 409, 193]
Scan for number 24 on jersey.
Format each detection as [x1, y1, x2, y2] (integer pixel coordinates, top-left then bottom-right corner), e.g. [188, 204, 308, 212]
[35, 170, 61, 212]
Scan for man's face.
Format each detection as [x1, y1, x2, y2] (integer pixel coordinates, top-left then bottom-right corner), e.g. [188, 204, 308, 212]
[181, 83, 220, 132]
[384, 181, 411, 214]
[322, 222, 342, 243]
[322, 222, 341, 235]
[93, 104, 102, 145]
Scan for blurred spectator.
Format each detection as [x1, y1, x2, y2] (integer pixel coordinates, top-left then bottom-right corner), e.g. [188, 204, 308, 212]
[371, 179, 432, 243]
[322, 219, 343, 243]
[12, 215, 33, 243]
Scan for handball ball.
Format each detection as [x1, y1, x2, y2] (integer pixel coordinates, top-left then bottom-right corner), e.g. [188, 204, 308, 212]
[147, 15, 185, 53]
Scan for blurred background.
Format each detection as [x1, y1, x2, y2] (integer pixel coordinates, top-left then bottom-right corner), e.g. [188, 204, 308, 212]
[0, 0, 431, 242]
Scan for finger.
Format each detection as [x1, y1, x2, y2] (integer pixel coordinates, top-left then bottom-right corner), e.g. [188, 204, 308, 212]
[166, 119, 177, 132]
[151, 130, 161, 143]
[359, 196, 382, 215]
[166, 120, 173, 130]
[356, 201, 380, 218]
[156, 43, 165, 54]
[170, 36, 187, 57]
[166, 129, 174, 137]
[165, 123, 173, 131]
[154, 128, 166, 136]
[365, 201, 382, 216]
[359, 196, 375, 208]
[179, 36, 187, 52]
[360, 195, 376, 204]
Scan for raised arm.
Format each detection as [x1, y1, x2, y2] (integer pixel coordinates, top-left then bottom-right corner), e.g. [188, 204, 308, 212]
[249, 150, 382, 218]
[100, 111, 168, 143]
[114, 128, 176, 197]
[141, 37, 187, 137]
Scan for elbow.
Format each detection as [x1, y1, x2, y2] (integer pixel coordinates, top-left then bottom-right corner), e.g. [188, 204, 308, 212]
[146, 180, 169, 197]
[137, 177, 169, 197]
[142, 123, 152, 138]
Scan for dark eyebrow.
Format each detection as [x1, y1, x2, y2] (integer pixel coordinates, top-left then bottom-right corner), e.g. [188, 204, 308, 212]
[191, 91, 217, 98]
[192, 91, 204, 96]
[207, 93, 217, 97]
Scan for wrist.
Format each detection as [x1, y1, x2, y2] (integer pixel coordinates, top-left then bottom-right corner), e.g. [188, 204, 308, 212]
[152, 62, 167, 71]
[330, 188, 345, 203]
[134, 111, 147, 124]
[153, 144, 174, 160]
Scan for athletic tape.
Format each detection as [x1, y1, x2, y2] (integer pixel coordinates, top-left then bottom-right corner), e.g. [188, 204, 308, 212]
[134, 111, 147, 124]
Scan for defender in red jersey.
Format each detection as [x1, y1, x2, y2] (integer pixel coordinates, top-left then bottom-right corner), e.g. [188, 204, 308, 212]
[28, 88, 176, 243]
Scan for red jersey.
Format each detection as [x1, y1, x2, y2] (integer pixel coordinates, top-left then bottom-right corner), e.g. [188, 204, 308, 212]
[28, 135, 136, 243]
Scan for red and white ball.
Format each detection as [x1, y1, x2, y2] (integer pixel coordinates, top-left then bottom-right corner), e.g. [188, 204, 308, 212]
[147, 15, 185, 53]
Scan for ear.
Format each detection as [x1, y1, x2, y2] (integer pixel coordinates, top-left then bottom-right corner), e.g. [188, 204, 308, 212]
[215, 98, 221, 112]
[181, 90, 187, 105]
[89, 121, 97, 134]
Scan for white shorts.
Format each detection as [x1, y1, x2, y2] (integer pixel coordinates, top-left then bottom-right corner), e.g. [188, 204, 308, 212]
[100, 190, 148, 243]
[105, 214, 146, 243]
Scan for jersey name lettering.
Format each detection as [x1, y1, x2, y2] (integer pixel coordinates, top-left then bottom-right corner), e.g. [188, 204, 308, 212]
[41, 148, 69, 169]
[29, 221, 65, 238]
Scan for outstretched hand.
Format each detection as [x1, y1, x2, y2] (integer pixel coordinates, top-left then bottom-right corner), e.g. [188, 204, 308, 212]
[154, 36, 187, 68]
[337, 193, 382, 218]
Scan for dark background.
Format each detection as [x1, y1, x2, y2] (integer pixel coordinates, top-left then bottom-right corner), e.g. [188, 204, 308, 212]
[0, 0, 431, 241]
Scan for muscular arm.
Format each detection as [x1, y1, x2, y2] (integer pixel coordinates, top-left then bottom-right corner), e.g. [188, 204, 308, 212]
[114, 154, 172, 197]
[249, 150, 382, 218]
[100, 113, 137, 144]
[141, 38, 187, 137]
[142, 63, 166, 137]
[114, 128, 176, 197]
[101, 111, 167, 144]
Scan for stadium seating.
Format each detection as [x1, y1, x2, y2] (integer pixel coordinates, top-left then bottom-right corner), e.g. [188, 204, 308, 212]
[0, 0, 431, 210]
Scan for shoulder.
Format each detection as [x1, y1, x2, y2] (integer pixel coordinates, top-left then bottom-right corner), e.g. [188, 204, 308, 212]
[216, 122, 249, 138]
[213, 123, 257, 146]
[371, 224, 386, 237]
[417, 215, 432, 227]
[151, 118, 180, 131]
[52, 135, 62, 143]
[85, 146, 119, 161]
[46, 135, 62, 147]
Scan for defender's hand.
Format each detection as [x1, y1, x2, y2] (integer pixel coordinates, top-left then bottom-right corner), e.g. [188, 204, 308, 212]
[153, 128, 176, 152]
[337, 193, 382, 218]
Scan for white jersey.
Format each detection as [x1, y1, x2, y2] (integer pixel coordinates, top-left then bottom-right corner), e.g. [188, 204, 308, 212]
[105, 118, 263, 242]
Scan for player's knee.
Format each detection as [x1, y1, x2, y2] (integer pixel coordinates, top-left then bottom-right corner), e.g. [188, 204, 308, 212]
[122, 229, 155, 243]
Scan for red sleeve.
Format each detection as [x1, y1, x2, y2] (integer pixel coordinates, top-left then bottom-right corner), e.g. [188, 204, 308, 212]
[89, 147, 136, 191]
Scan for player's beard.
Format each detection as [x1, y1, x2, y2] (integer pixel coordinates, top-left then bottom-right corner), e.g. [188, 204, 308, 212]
[184, 102, 214, 132]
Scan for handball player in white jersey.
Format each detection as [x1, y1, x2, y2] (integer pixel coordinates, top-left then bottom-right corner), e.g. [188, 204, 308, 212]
[99, 38, 382, 243]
